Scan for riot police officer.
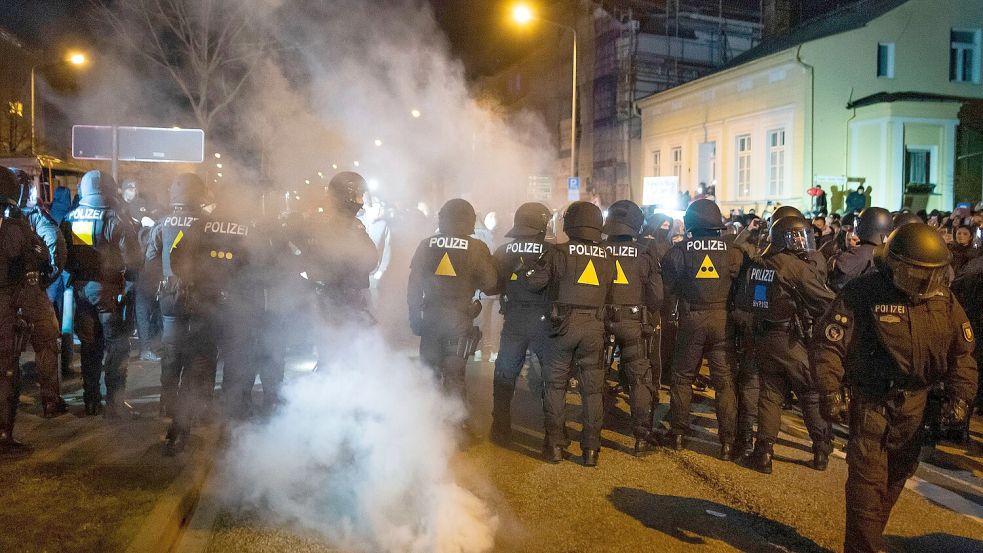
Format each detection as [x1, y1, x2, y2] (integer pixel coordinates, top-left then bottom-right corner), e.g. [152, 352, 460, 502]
[1, 169, 45, 455]
[892, 211, 922, 230]
[827, 206, 893, 292]
[488, 202, 553, 445]
[520, 201, 614, 466]
[12, 170, 68, 417]
[63, 170, 142, 417]
[813, 223, 977, 553]
[739, 216, 834, 473]
[408, 199, 497, 405]
[603, 200, 662, 454]
[660, 199, 744, 459]
[639, 212, 673, 389]
[145, 174, 207, 418]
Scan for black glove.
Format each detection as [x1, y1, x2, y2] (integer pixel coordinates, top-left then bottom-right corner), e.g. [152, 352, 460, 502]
[820, 390, 848, 422]
[409, 311, 424, 337]
[940, 398, 970, 427]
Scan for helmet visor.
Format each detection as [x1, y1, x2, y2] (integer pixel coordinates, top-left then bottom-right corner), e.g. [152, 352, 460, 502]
[890, 261, 948, 301]
[782, 229, 816, 253]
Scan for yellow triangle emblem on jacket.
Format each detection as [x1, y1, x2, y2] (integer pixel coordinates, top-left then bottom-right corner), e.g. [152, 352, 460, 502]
[578, 259, 600, 286]
[614, 260, 629, 285]
[510, 273, 518, 281]
[170, 230, 184, 253]
[695, 254, 719, 279]
[71, 221, 94, 246]
[435, 252, 457, 277]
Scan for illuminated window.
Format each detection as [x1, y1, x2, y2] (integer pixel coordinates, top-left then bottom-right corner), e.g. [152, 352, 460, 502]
[671, 147, 682, 177]
[768, 129, 785, 197]
[652, 150, 661, 176]
[951, 29, 981, 83]
[736, 135, 752, 198]
[877, 43, 895, 78]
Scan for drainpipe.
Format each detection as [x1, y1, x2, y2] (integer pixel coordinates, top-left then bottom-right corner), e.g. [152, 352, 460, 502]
[844, 87, 857, 205]
[794, 45, 815, 205]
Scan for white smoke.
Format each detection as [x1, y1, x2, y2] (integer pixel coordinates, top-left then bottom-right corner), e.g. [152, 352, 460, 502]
[224, 327, 499, 553]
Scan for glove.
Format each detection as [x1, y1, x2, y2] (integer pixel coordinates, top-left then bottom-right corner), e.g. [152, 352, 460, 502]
[409, 311, 424, 337]
[820, 390, 848, 422]
[940, 398, 970, 427]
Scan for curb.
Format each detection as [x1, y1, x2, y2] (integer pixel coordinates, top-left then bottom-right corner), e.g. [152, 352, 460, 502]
[125, 426, 220, 553]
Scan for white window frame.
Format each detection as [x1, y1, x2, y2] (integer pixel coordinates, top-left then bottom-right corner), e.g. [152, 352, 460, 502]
[767, 129, 786, 198]
[736, 134, 752, 199]
[652, 150, 661, 177]
[950, 29, 982, 84]
[877, 42, 895, 79]
[671, 146, 682, 177]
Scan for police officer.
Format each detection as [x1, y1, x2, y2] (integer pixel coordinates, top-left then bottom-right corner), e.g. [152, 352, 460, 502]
[739, 216, 834, 473]
[813, 223, 978, 553]
[63, 170, 142, 417]
[660, 199, 744, 459]
[892, 211, 922, 230]
[145, 174, 207, 418]
[12, 170, 68, 417]
[827, 206, 892, 292]
[408, 199, 497, 404]
[639, 212, 673, 389]
[488, 202, 552, 445]
[1, 169, 45, 454]
[520, 201, 614, 466]
[603, 200, 662, 454]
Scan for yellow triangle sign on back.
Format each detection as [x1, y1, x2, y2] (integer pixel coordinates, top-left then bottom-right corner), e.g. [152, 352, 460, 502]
[71, 221, 94, 246]
[613, 259, 629, 285]
[435, 252, 457, 277]
[510, 273, 518, 281]
[577, 259, 600, 286]
[170, 230, 184, 253]
[696, 254, 719, 279]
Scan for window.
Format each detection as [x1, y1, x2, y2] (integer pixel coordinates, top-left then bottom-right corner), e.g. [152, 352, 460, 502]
[768, 130, 786, 197]
[951, 29, 981, 83]
[671, 147, 682, 177]
[877, 43, 895, 78]
[652, 150, 661, 176]
[905, 148, 932, 184]
[736, 135, 752, 198]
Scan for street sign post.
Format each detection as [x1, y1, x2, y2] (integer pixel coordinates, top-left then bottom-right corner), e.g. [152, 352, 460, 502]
[567, 176, 580, 202]
[72, 125, 205, 181]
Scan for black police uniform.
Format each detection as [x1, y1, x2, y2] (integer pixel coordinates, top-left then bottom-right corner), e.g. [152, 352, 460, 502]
[488, 210, 553, 443]
[742, 240, 834, 471]
[408, 200, 497, 401]
[638, 214, 672, 390]
[63, 171, 142, 415]
[814, 272, 977, 553]
[303, 204, 378, 321]
[522, 202, 615, 463]
[145, 174, 205, 417]
[827, 242, 876, 292]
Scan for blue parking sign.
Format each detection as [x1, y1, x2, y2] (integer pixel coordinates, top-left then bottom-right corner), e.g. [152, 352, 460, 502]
[567, 177, 580, 201]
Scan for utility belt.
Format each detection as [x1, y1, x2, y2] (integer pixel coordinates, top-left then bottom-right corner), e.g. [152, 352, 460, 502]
[608, 304, 644, 322]
[852, 383, 930, 417]
[499, 297, 549, 316]
[552, 303, 604, 319]
[755, 319, 792, 332]
[680, 300, 727, 314]
[423, 298, 483, 319]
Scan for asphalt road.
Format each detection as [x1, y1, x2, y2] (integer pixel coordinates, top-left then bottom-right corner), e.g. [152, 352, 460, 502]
[193, 358, 983, 553]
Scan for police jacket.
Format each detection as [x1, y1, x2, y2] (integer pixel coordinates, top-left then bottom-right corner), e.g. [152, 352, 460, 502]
[522, 238, 614, 309]
[827, 242, 877, 292]
[146, 206, 202, 280]
[63, 196, 141, 285]
[813, 270, 978, 408]
[408, 233, 497, 314]
[742, 250, 833, 325]
[23, 206, 67, 281]
[605, 237, 662, 311]
[304, 209, 379, 300]
[0, 213, 45, 292]
[490, 237, 552, 308]
[662, 232, 743, 311]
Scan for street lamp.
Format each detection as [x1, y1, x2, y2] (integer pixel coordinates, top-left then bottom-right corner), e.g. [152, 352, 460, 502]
[31, 50, 88, 155]
[512, 3, 577, 178]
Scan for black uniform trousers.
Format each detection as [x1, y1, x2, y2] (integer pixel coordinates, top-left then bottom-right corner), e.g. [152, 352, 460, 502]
[668, 309, 737, 445]
[420, 305, 472, 400]
[609, 307, 655, 438]
[735, 343, 759, 442]
[73, 280, 129, 406]
[159, 285, 188, 415]
[754, 328, 830, 447]
[542, 310, 606, 451]
[492, 304, 550, 433]
[844, 396, 925, 553]
[0, 292, 20, 440]
[16, 283, 61, 407]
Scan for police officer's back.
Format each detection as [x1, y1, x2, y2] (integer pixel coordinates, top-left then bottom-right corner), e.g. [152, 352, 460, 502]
[827, 207, 892, 292]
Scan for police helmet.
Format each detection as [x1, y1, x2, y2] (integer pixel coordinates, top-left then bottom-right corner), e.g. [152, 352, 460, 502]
[506, 202, 551, 238]
[0, 168, 18, 204]
[765, 216, 815, 256]
[438, 198, 476, 236]
[327, 171, 367, 214]
[602, 200, 644, 239]
[892, 211, 922, 230]
[841, 212, 857, 229]
[768, 205, 804, 230]
[856, 207, 893, 245]
[683, 199, 725, 232]
[877, 223, 951, 302]
[170, 173, 207, 207]
[563, 201, 603, 242]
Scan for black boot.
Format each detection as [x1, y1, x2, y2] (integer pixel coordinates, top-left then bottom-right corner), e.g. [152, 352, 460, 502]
[719, 442, 735, 461]
[162, 426, 189, 457]
[743, 440, 773, 474]
[736, 432, 755, 460]
[43, 398, 69, 419]
[84, 401, 103, 417]
[543, 445, 564, 464]
[583, 449, 599, 467]
[658, 430, 686, 451]
[633, 434, 657, 457]
[812, 441, 832, 471]
[0, 436, 32, 457]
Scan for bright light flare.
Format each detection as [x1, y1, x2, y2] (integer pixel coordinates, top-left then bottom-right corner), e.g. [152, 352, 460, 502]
[216, 163, 223, 169]
[353, 161, 360, 167]
[512, 4, 534, 25]
[214, 153, 221, 159]
[374, 139, 383, 147]
[410, 109, 421, 118]
[367, 179, 379, 191]
[67, 52, 87, 66]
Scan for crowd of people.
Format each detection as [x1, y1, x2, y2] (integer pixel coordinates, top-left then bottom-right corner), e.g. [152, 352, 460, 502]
[0, 168, 980, 553]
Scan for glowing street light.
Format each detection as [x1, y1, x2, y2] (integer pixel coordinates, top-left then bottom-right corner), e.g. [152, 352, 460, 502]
[216, 163, 223, 169]
[331, 163, 339, 169]
[32, 49, 89, 155]
[67, 52, 87, 66]
[410, 109, 421, 118]
[374, 139, 383, 147]
[353, 161, 360, 168]
[512, 3, 534, 25]
[214, 152, 221, 159]
[217, 172, 223, 177]
[317, 171, 324, 178]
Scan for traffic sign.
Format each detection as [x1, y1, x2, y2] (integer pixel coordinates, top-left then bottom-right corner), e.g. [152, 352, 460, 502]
[567, 176, 580, 202]
[72, 125, 205, 163]
[72, 125, 114, 160]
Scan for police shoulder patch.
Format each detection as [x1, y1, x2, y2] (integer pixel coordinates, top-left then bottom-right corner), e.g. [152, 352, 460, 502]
[963, 321, 974, 343]
[825, 323, 845, 342]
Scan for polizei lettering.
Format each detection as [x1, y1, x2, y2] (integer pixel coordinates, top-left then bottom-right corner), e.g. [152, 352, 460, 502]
[506, 241, 543, 255]
[164, 216, 197, 227]
[567, 244, 607, 257]
[749, 268, 776, 282]
[204, 221, 249, 236]
[70, 208, 103, 220]
[686, 239, 727, 251]
[606, 245, 638, 258]
[874, 304, 907, 314]
[429, 236, 469, 250]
